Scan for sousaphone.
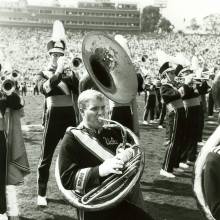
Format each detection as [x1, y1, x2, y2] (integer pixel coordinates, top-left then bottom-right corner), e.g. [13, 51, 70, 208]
[193, 74, 220, 220]
[55, 32, 144, 211]
[81, 32, 138, 104]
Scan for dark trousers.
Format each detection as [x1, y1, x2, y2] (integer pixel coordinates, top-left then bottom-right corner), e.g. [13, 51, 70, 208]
[33, 86, 39, 96]
[208, 91, 214, 116]
[198, 104, 204, 142]
[162, 108, 186, 172]
[203, 152, 220, 220]
[156, 102, 162, 119]
[0, 131, 7, 214]
[111, 106, 133, 131]
[21, 87, 26, 96]
[38, 107, 76, 196]
[158, 103, 166, 126]
[143, 95, 156, 121]
[81, 201, 154, 220]
[180, 105, 200, 163]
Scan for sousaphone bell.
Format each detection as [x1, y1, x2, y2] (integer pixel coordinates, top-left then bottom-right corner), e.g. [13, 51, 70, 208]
[81, 32, 138, 104]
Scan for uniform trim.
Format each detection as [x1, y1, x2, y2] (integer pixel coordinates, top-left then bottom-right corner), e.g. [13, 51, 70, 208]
[46, 95, 72, 108]
[70, 129, 114, 162]
[183, 97, 201, 108]
[167, 99, 184, 112]
[74, 168, 91, 195]
[164, 109, 178, 171]
[212, 146, 220, 155]
[57, 81, 70, 95]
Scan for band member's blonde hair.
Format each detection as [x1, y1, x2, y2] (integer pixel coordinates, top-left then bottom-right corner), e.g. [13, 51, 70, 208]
[78, 89, 105, 111]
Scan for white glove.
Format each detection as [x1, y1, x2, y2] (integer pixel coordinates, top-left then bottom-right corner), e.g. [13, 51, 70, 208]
[116, 148, 134, 163]
[185, 75, 193, 85]
[178, 87, 184, 97]
[99, 157, 124, 177]
[56, 56, 65, 74]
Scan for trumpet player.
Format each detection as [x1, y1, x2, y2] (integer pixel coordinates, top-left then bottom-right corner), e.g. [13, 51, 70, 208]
[36, 21, 79, 206]
[0, 72, 30, 220]
[175, 66, 201, 168]
[58, 89, 154, 220]
[159, 62, 187, 178]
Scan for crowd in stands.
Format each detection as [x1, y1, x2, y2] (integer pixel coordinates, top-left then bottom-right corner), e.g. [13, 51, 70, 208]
[0, 26, 220, 101]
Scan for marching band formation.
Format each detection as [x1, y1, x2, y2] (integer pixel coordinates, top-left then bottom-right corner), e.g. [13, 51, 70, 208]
[0, 20, 220, 220]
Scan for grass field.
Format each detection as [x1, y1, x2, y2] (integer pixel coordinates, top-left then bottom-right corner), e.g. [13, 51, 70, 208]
[17, 94, 218, 220]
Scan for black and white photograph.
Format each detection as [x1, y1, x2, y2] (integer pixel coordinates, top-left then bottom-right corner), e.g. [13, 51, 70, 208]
[0, 0, 220, 219]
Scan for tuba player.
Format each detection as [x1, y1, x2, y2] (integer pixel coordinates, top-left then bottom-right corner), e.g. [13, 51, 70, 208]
[58, 89, 154, 220]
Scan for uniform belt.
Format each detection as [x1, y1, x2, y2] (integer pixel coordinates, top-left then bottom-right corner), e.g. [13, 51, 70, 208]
[46, 95, 72, 108]
[183, 97, 201, 108]
[167, 99, 183, 112]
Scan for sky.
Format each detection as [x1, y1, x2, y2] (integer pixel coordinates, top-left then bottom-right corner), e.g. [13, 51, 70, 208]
[140, 0, 220, 29]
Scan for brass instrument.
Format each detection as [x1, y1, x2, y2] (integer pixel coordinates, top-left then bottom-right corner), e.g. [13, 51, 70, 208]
[176, 69, 213, 86]
[82, 32, 137, 104]
[55, 32, 144, 211]
[55, 117, 144, 210]
[193, 145, 219, 220]
[142, 55, 148, 62]
[72, 57, 82, 68]
[11, 70, 20, 81]
[212, 72, 220, 106]
[0, 70, 20, 95]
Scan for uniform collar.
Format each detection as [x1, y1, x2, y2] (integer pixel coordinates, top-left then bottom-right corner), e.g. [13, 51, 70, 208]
[78, 121, 103, 136]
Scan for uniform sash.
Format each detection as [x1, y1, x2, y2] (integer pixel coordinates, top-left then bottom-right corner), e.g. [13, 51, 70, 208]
[70, 128, 114, 162]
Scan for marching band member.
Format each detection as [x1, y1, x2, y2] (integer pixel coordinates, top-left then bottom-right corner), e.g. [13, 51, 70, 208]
[196, 80, 210, 144]
[175, 65, 201, 168]
[58, 89, 154, 220]
[0, 71, 30, 220]
[109, 35, 141, 136]
[37, 21, 79, 206]
[194, 72, 220, 220]
[20, 82, 27, 96]
[159, 62, 186, 178]
[79, 73, 141, 136]
[142, 79, 157, 125]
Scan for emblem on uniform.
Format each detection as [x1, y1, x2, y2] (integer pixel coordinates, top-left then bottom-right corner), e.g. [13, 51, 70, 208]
[103, 137, 118, 145]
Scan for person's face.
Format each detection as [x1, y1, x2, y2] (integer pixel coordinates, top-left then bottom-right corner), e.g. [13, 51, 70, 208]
[166, 70, 175, 81]
[81, 97, 105, 130]
[49, 52, 64, 68]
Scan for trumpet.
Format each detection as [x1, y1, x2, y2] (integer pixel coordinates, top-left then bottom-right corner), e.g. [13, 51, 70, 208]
[176, 70, 213, 84]
[0, 70, 20, 95]
[11, 70, 20, 81]
[2, 79, 15, 95]
[141, 55, 148, 62]
[72, 57, 82, 68]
